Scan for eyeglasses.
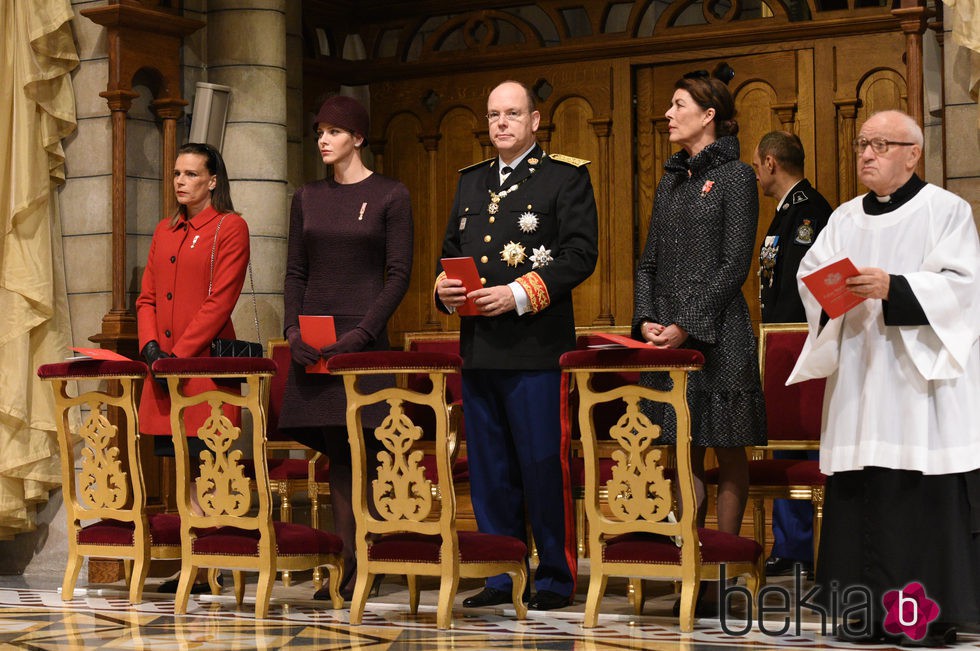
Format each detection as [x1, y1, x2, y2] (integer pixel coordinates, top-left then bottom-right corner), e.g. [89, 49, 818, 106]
[487, 110, 526, 123]
[852, 137, 916, 154]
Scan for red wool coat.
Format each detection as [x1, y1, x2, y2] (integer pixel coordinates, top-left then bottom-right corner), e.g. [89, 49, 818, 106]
[136, 206, 250, 435]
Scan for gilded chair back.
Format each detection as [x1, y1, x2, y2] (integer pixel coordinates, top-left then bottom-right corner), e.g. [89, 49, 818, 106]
[561, 347, 762, 632]
[328, 350, 528, 630]
[38, 359, 181, 603]
[154, 356, 344, 617]
[758, 323, 825, 447]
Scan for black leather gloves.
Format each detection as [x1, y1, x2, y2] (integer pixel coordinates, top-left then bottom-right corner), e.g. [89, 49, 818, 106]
[141, 340, 173, 390]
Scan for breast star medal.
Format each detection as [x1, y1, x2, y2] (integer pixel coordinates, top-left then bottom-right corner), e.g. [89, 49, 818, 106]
[530, 245, 553, 269]
[500, 241, 527, 267]
[518, 211, 539, 233]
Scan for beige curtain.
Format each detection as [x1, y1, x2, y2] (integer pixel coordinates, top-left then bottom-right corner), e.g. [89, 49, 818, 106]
[944, 0, 980, 127]
[0, 0, 78, 538]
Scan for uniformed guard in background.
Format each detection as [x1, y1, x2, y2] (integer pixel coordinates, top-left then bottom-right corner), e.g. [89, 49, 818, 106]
[751, 130, 833, 577]
[754, 131, 833, 323]
[434, 80, 599, 611]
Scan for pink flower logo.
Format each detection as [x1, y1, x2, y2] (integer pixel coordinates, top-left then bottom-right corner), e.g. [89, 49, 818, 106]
[700, 180, 715, 197]
[882, 582, 940, 641]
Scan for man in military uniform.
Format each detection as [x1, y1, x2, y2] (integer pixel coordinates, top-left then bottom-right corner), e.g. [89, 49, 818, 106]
[754, 131, 833, 322]
[434, 80, 598, 611]
[752, 130, 833, 577]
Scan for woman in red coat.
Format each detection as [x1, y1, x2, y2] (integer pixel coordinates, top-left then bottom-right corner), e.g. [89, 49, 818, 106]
[136, 142, 249, 591]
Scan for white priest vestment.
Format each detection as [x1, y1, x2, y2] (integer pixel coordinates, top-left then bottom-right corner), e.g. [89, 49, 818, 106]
[788, 183, 980, 476]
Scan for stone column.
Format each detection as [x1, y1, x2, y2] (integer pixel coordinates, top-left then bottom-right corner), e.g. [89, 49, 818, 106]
[206, 0, 288, 346]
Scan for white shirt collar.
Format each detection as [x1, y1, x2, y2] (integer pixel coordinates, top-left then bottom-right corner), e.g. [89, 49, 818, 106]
[498, 145, 536, 185]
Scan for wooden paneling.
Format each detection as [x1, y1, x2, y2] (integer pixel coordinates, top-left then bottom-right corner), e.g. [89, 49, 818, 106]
[304, 1, 914, 343]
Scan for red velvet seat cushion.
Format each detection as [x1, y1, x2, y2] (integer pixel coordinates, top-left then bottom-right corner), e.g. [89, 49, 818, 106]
[192, 521, 342, 556]
[37, 360, 147, 380]
[327, 351, 461, 373]
[560, 347, 705, 370]
[420, 453, 469, 484]
[368, 531, 527, 564]
[77, 513, 181, 547]
[704, 459, 825, 486]
[267, 457, 312, 481]
[569, 457, 617, 489]
[153, 356, 276, 376]
[603, 528, 762, 564]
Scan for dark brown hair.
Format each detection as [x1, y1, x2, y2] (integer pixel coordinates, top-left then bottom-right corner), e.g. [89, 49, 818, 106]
[171, 142, 236, 224]
[757, 130, 805, 176]
[675, 62, 738, 137]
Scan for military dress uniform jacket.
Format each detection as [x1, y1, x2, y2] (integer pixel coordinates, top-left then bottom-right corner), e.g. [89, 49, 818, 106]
[436, 144, 599, 370]
[759, 178, 832, 323]
[136, 205, 250, 435]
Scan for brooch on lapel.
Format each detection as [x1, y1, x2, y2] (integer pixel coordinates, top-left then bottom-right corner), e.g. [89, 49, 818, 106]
[700, 180, 715, 198]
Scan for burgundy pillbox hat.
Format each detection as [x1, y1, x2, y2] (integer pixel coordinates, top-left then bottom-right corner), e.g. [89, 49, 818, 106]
[314, 95, 369, 141]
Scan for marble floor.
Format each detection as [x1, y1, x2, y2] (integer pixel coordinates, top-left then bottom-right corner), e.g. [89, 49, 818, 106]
[1, 566, 977, 650]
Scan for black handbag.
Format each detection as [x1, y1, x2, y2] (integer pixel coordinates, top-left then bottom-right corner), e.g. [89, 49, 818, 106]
[208, 214, 262, 358]
[210, 337, 263, 358]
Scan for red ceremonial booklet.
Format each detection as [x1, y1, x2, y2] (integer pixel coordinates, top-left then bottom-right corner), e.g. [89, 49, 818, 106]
[441, 257, 483, 316]
[68, 347, 130, 361]
[299, 315, 336, 374]
[801, 258, 866, 319]
[587, 333, 652, 349]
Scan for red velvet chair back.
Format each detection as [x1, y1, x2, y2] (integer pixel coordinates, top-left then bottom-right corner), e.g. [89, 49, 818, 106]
[759, 324, 825, 442]
[267, 339, 292, 441]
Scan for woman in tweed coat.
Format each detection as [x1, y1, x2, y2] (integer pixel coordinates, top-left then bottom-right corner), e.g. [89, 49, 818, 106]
[633, 64, 767, 543]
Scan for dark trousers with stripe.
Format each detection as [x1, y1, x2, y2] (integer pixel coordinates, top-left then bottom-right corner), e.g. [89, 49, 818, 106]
[462, 369, 576, 597]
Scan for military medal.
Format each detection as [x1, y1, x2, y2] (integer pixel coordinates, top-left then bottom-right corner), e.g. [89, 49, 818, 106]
[500, 241, 527, 267]
[530, 245, 553, 269]
[760, 235, 779, 287]
[518, 211, 539, 233]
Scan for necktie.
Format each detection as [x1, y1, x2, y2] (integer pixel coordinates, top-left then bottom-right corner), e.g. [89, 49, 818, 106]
[500, 166, 512, 186]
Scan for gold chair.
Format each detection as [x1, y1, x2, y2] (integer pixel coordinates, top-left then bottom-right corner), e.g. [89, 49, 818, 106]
[560, 346, 763, 632]
[154, 356, 344, 616]
[263, 339, 330, 587]
[400, 331, 467, 499]
[38, 359, 181, 603]
[328, 350, 528, 630]
[707, 323, 826, 572]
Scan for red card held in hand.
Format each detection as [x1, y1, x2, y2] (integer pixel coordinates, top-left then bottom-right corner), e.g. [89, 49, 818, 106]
[801, 258, 866, 319]
[299, 315, 336, 373]
[441, 257, 483, 316]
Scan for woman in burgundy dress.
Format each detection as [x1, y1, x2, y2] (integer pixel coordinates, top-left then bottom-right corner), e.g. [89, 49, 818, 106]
[280, 95, 413, 600]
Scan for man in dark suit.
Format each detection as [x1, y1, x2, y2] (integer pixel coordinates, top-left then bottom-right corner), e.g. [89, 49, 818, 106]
[752, 130, 833, 576]
[434, 80, 599, 611]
